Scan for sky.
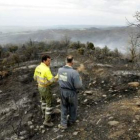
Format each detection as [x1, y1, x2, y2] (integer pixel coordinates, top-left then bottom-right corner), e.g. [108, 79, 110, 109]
[0, 0, 140, 26]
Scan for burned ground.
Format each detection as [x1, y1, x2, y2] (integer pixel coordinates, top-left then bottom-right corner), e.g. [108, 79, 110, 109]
[1, 56, 140, 140]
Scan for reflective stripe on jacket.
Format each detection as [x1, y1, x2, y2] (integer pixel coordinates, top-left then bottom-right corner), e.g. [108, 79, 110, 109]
[34, 63, 55, 87]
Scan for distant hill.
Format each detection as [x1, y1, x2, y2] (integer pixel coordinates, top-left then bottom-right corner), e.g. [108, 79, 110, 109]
[0, 26, 138, 52]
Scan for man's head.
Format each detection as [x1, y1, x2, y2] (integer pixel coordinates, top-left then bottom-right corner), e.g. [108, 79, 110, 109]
[42, 55, 51, 66]
[66, 55, 73, 66]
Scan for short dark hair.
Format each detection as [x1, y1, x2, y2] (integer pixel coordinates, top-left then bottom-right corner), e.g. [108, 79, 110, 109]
[67, 55, 73, 63]
[42, 55, 51, 62]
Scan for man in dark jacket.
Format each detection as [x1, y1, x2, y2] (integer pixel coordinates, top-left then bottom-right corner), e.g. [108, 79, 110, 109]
[58, 55, 82, 129]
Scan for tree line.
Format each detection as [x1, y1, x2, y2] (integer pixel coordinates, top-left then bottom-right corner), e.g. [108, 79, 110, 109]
[0, 37, 123, 69]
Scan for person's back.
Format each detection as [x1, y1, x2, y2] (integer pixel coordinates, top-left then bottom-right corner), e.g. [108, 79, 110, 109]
[58, 65, 82, 91]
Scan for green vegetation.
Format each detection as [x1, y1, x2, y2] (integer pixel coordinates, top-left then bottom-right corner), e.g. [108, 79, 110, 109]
[78, 48, 85, 55]
[87, 42, 95, 50]
[0, 38, 123, 70]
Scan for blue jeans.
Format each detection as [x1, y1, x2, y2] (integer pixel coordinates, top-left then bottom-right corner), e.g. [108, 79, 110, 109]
[60, 89, 77, 126]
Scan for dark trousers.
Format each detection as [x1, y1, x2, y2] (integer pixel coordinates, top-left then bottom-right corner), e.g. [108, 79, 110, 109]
[60, 89, 77, 126]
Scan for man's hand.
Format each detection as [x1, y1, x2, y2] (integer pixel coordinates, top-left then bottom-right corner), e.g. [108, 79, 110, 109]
[77, 64, 85, 72]
[54, 74, 58, 82]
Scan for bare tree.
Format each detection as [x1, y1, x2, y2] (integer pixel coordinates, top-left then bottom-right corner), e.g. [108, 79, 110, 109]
[127, 31, 140, 63]
[125, 11, 140, 67]
[133, 11, 140, 28]
[61, 35, 71, 56]
[127, 11, 140, 38]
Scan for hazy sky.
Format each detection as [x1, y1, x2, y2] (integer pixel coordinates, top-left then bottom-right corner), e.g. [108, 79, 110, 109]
[0, 0, 139, 26]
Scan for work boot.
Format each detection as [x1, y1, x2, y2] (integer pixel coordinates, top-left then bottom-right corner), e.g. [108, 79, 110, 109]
[58, 124, 67, 130]
[43, 121, 54, 127]
[67, 121, 75, 126]
[52, 109, 61, 114]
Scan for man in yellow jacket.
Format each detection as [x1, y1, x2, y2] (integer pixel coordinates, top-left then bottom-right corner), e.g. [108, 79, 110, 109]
[34, 55, 58, 127]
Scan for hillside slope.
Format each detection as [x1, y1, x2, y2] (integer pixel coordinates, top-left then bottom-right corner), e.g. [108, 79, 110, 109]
[1, 54, 140, 140]
[0, 26, 137, 52]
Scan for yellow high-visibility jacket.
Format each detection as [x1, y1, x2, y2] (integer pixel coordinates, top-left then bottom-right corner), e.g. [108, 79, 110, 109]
[34, 62, 55, 87]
